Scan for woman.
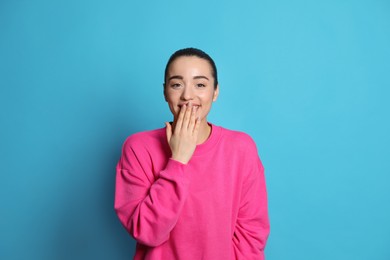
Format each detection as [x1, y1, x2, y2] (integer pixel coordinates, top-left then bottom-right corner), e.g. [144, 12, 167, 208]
[115, 48, 270, 259]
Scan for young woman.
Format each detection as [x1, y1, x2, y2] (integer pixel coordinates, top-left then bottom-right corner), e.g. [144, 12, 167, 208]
[115, 48, 270, 259]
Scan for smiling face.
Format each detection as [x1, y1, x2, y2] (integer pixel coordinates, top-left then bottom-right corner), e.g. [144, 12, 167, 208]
[164, 56, 219, 123]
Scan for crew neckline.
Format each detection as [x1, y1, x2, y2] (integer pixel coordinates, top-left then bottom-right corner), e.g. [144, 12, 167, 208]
[192, 123, 222, 156]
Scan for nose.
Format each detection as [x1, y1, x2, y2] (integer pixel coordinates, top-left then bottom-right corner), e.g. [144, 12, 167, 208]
[181, 86, 194, 101]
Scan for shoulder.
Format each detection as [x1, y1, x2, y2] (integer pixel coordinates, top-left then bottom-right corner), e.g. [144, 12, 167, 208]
[217, 125, 257, 150]
[118, 128, 169, 171]
[123, 127, 166, 150]
[214, 125, 264, 174]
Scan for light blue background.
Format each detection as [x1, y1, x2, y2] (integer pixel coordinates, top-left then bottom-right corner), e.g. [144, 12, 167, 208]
[1, 0, 389, 259]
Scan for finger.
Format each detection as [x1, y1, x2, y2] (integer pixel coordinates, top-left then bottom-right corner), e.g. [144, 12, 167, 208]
[188, 105, 197, 131]
[165, 122, 172, 142]
[183, 103, 192, 130]
[193, 116, 201, 137]
[175, 104, 186, 132]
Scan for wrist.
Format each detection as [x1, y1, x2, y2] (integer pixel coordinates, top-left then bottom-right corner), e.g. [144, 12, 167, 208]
[171, 154, 189, 165]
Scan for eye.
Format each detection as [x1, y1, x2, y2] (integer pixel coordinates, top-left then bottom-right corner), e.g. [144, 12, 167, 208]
[196, 83, 206, 88]
[171, 83, 182, 89]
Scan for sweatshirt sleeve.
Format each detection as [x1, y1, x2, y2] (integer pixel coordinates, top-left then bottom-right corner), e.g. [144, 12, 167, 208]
[232, 138, 270, 259]
[114, 135, 190, 247]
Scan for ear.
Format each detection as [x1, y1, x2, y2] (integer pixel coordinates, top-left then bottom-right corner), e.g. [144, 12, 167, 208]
[213, 84, 219, 102]
[163, 83, 168, 102]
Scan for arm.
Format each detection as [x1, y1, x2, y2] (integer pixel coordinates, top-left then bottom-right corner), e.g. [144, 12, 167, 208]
[115, 104, 200, 247]
[115, 145, 190, 247]
[232, 144, 270, 259]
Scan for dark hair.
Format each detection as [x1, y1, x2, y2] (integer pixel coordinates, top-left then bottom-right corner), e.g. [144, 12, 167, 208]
[164, 47, 218, 89]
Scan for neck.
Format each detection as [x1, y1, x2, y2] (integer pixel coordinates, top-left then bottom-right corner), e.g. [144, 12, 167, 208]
[196, 120, 211, 145]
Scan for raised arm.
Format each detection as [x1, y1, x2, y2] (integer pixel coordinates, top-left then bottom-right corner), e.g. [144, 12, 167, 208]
[115, 150, 190, 247]
[115, 104, 200, 247]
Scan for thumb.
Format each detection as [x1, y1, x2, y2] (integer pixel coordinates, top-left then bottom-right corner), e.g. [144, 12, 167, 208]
[165, 122, 172, 142]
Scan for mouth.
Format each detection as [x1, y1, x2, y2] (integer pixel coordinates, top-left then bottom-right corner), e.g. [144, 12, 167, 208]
[178, 103, 200, 108]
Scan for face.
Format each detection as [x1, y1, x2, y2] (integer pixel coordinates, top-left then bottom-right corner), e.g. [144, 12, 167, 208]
[164, 56, 219, 123]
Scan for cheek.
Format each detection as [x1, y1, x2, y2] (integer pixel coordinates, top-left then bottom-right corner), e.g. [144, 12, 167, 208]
[201, 94, 215, 105]
[168, 102, 178, 114]
[165, 95, 177, 106]
[165, 91, 180, 103]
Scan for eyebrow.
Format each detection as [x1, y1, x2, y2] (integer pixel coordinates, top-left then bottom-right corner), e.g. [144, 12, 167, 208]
[194, 75, 209, 81]
[168, 75, 183, 81]
[168, 75, 210, 81]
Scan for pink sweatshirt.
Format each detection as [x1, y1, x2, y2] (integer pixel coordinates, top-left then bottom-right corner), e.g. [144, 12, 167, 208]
[115, 124, 270, 259]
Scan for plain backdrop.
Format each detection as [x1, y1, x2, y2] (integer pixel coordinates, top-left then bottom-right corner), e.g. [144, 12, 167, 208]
[1, 0, 389, 259]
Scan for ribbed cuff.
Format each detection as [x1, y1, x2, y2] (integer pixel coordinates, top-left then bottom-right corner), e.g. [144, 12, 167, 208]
[160, 158, 190, 184]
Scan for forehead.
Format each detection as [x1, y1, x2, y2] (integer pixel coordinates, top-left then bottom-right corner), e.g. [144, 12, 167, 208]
[168, 56, 213, 77]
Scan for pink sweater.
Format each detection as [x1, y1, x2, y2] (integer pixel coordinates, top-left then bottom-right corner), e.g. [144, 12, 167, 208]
[115, 124, 270, 259]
